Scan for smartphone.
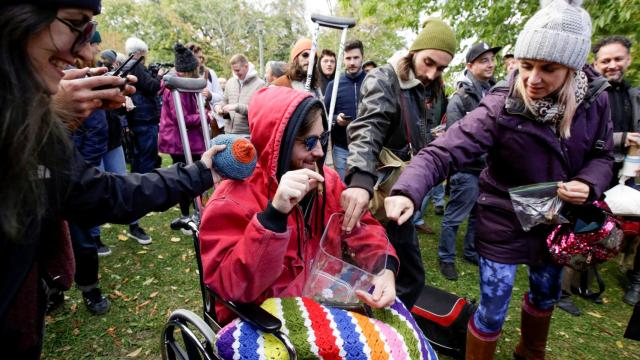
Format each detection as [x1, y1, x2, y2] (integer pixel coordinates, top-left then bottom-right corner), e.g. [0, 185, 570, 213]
[93, 55, 144, 91]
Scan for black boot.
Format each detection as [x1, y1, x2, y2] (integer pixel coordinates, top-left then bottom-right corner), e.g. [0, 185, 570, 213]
[624, 251, 640, 305]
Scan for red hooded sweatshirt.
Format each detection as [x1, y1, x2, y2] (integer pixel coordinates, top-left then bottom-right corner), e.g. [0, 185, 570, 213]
[199, 86, 397, 324]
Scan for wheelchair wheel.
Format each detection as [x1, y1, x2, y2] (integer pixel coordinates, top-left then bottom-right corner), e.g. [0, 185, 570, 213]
[161, 309, 218, 360]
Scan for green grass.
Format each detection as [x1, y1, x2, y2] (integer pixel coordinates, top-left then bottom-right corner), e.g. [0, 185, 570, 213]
[42, 179, 640, 359]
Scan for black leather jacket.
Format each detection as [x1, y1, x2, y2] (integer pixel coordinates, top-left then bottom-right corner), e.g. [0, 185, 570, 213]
[346, 62, 446, 194]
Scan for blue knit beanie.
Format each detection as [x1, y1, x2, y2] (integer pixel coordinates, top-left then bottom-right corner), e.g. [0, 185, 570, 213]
[210, 135, 257, 180]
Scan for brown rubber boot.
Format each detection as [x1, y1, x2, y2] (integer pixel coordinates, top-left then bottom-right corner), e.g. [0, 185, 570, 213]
[514, 297, 553, 359]
[466, 322, 498, 360]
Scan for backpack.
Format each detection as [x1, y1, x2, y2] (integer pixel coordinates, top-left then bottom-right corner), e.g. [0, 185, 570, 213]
[411, 285, 476, 359]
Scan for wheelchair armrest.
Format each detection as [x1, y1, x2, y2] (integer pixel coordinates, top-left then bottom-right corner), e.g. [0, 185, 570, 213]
[206, 287, 282, 333]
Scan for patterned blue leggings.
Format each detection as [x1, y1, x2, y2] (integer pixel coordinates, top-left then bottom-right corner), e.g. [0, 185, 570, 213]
[472, 257, 563, 335]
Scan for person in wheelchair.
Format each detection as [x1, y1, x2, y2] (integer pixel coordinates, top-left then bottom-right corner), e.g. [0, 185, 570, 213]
[199, 86, 399, 325]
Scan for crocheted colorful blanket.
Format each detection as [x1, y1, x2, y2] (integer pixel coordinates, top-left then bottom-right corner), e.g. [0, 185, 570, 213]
[214, 297, 437, 359]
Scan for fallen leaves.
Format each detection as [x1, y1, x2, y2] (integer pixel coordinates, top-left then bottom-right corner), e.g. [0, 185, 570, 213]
[126, 347, 142, 357]
[118, 234, 128, 241]
[135, 300, 151, 314]
[106, 326, 116, 337]
[587, 311, 603, 318]
[170, 237, 181, 243]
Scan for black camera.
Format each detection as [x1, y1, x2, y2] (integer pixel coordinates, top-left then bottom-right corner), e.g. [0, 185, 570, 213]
[148, 62, 174, 78]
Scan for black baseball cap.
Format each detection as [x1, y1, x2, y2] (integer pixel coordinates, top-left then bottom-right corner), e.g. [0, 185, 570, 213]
[466, 42, 502, 64]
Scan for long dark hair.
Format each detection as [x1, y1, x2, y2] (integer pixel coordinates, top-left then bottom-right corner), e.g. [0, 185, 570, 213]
[0, 5, 73, 243]
[288, 55, 319, 89]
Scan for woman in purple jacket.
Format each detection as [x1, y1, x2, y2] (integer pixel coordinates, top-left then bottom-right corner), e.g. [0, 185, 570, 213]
[385, 1, 613, 359]
[159, 43, 207, 226]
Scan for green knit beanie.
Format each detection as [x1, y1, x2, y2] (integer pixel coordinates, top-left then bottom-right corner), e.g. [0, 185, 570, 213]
[409, 18, 457, 56]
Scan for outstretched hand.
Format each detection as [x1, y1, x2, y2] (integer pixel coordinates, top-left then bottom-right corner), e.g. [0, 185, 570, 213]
[200, 144, 227, 184]
[384, 195, 414, 225]
[356, 269, 396, 308]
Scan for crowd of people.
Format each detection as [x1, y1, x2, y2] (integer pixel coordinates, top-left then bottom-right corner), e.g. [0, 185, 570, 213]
[1, 0, 639, 358]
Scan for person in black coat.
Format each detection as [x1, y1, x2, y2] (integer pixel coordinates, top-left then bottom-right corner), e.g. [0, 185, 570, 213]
[0, 2, 227, 357]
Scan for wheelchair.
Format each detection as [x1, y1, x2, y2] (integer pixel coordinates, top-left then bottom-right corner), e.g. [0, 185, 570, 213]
[160, 216, 297, 360]
[158, 74, 297, 360]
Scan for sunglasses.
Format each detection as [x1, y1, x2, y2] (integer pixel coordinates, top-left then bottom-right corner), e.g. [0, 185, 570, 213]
[300, 51, 311, 59]
[299, 131, 329, 151]
[55, 17, 97, 54]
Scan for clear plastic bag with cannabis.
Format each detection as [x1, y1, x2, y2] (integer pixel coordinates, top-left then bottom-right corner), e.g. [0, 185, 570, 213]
[509, 182, 569, 232]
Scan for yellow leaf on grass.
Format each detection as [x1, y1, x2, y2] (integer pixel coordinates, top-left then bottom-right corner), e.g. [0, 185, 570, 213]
[143, 277, 154, 286]
[137, 250, 147, 254]
[106, 326, 116, 337]
[616, 341, 624, 348]
[587, 311, 603, 318]
[170, 237, 181, 242]
[157, 255, 164, 259]
[126, 347, 142, 357]
[150, 291, 159, 298]
[118, 234, 128, 241]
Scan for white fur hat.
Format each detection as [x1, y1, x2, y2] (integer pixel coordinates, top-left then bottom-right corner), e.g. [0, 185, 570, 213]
[514, 0, 592, 70]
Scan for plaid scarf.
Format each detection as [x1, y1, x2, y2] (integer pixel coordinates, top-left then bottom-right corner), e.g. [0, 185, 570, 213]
[529, 70, 588, 125]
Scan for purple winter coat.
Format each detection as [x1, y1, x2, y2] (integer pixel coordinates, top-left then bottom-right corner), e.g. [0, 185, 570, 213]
[158, 80, 206, 155]
[392, 67, 614, 264]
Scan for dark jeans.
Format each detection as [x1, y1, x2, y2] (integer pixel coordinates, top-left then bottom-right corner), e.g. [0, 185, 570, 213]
[170, 153, 201, 216]
[68, 222, 98, 290]
[386, 219, 424, 308]
[130, 124, 159, 174]
[438, 172, 479, 262]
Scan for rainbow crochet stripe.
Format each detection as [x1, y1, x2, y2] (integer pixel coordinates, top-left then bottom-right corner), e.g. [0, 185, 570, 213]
[214, 297, 437, 360]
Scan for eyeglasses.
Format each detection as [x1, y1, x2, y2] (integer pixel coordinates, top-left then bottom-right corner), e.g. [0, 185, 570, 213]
[55, 17, 97, 54]
[299, 131, 329, 151]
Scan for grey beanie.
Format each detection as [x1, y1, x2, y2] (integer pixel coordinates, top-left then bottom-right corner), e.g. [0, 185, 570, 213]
[514, 0, 592, 70]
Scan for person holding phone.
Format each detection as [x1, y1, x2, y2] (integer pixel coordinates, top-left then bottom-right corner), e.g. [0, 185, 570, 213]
[323, 40, 366, 181]
[0, 2, 227, 356]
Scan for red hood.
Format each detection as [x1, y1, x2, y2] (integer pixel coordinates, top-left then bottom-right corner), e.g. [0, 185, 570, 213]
[248, 86, 314, 179]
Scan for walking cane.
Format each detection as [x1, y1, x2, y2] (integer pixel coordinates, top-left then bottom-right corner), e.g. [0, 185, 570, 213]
[163, 74, 211, 217]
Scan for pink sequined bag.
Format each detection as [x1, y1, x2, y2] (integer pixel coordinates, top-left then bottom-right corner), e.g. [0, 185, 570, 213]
[547, 201, 624, 271]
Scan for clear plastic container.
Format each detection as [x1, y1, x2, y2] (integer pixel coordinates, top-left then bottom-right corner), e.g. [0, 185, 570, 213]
[302, 213, 390, 306]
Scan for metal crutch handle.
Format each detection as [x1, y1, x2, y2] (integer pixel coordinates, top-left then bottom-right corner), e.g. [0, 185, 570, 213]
[163, 75, 207, 92]
[310, 13, 356, 29]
